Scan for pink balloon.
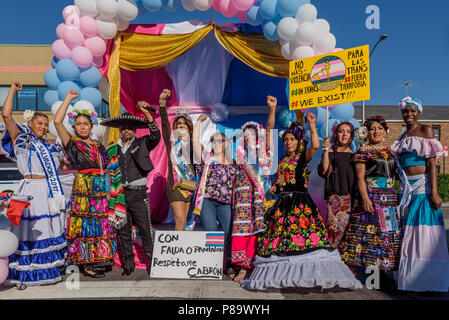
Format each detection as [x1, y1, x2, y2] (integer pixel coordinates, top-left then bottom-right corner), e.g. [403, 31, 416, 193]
[52, 39, 72, 60]
[80, 16, 98, 37]
[93, 55, 104, 68]
[63, 5, 80, 21]
[56, 23, 67, 39]
[71, 46, 93, 68]
[236, 10, 247, 22]
[332, 48, 344, 52]
[212, 0, 222, 12]
[221, 0, 238, 17]
[0, 257, 8, 285]
[63, 28, 85, 49]
[231, 0, 254, 11]
[84, 36, 107, 57]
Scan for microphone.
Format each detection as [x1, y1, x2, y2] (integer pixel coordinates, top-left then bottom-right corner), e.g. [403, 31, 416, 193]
[137, 101, 158, 114]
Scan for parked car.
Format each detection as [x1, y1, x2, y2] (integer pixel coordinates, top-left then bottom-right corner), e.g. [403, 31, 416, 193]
[0, 155, 22, 193]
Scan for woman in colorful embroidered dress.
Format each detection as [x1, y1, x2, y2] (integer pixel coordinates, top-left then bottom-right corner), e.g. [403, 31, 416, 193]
[158, 89, 196, 230]
[391, 97, 449, 292]
[241, 115, 362, 291]
[318, 122, 356, 253]
[1, 81, 67, 286]
[340, 115, 402, 273]
[229, 96, 276, 283]
[54, 89, 116, 278]
[192, 115, 236, 269]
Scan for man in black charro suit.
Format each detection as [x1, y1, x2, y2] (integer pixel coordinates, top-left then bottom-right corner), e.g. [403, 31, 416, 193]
[102, 104, 160, 276]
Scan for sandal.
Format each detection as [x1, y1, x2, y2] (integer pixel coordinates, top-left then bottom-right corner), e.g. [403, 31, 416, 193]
[233, 269, 248, 283]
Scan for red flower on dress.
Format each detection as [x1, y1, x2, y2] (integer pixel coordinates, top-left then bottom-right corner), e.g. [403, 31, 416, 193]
[309, 233, 320, 246]
[289, 216, 297, 223]
[292, 234, 306, 247]
[299, 217, 310, 229]
[272, 237, 280, 249]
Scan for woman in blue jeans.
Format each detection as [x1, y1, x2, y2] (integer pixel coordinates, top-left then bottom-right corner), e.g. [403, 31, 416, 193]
[192, 115, 236, 265]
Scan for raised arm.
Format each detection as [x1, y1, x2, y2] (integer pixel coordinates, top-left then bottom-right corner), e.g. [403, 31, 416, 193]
[1, 81, 22, 145]
[137, 101, 161, 151]
[158, 89, 172, 153]
[54, 89, 78, 147]
[305, 112, 320, 162]
[318, 137, 331, 177]
[265, 96, 277, 153]
[193, 114, 207, 164]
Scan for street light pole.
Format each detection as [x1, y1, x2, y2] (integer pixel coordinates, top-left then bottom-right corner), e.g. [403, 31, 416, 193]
[362, 34, 388, 122]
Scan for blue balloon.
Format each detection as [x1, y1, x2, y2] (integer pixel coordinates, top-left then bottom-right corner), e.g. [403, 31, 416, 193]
[319, 118, 338, 138]
[142, 0, 162, 12]
[349, 117, 360, 129]
[51, 57, 59, 68]
[58, 81, 80, 102]
[260, 0, 278, 20]
[55, 58, 80, 82]
[262, 19, 280, 41]
[44, 90, 59, 107]
[80, 87, 102, 108]
[0, 216, 11, 230]
[279, 109, 292, 128]
[246, 6, 264, 26]
[310, 107, 327, 128]
[162, 0, 180, 12]
[44, 69, 61, 90]
[329, 103, 355, 121]
[79, 66, 102, 88]
[278, 0, 310, 17]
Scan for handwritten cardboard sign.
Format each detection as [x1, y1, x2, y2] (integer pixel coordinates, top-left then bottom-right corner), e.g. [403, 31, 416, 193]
[150, 230, 224, 280]
[289, 45, 370, 110]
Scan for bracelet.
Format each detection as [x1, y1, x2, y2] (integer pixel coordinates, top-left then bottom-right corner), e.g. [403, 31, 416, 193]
[323, 147, 329, 151]
[311, 129, 317, 134]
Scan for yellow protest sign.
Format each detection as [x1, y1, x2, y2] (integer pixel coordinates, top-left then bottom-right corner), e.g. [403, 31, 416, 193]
[289, 45, 370, 110]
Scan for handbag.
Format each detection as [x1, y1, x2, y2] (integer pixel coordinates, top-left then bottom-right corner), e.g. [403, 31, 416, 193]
[177, 178, 197, 192]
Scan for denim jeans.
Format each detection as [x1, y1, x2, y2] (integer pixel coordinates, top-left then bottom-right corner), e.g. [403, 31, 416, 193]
[199, 198, 232, 261]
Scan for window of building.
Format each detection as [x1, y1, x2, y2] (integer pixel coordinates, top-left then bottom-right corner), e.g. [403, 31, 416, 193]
[432, 125, 440, 141]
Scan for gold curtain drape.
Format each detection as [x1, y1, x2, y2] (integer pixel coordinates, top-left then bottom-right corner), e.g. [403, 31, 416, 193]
[106, 24, 289, 144]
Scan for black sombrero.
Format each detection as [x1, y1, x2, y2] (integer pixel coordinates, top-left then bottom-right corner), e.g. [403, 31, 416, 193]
[100, 112, 150, 129]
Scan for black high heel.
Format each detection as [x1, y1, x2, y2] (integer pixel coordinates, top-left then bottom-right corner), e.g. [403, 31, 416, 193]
[82, 267, 105, 279]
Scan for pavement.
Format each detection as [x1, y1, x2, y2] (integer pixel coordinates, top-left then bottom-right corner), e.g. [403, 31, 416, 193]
[1, 208, 449, 300]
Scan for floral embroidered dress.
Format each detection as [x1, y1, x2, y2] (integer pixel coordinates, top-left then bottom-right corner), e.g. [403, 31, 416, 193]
[231, 149, 272, 270]
[241, 150, 362, 291]
[340, 148, 402, 271]
[64, 136, 117, 271]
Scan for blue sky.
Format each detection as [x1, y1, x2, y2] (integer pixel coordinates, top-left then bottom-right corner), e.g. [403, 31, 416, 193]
[0, 0, 447, 106]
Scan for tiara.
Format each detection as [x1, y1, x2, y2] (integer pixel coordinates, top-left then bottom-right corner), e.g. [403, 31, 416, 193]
[174, 106, 192, 121]
[67, 109, 99, 125]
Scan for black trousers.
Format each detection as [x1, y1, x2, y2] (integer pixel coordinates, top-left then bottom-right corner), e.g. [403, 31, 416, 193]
[117, 188, 154, 269]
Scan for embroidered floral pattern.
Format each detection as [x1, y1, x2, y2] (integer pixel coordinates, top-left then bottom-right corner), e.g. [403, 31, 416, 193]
[201, 163, 236, 204]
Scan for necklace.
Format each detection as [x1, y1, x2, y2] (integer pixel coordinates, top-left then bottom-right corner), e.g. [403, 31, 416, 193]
[368, 143, 384, 150]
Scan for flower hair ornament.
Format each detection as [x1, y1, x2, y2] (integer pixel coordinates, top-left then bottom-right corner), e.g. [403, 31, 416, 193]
[67, 109, 99, 126]
[363, 115, 389, 133]
[23, 110, 35, 122]
[398, 96, 423, 114]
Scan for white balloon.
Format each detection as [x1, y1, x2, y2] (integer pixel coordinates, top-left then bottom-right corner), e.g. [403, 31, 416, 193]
[193, 0, 212, 11]
[48, 121, 58, 137]
[277, 17, 298, 41]
[96, 0, 119, 19]
[313, 32, 336, 54]
[63, 116, 75, 135]
[96, 16, 118, 39]
[117, 0, 138, 21]
[0, 230, 19, 258]
[313, 18, 330, 38]
[116, 15, 130, 31]
[279, 37, 288, 46]
[182, 0, 196, 12]
[296, 3, 317, 23]
[92, 124, 107, 139]
[73, 100, 96, 113]
[295, 22, 316, 45]
[281, 41, 295, 60]
[75, 0, 98, 17]
[56, 136, 63, 146]
[291, 45, 315, 60]
[51, 101, 63, 115]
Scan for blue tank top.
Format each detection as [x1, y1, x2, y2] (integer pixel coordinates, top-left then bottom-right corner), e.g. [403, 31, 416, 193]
[399, 149, 426, 168]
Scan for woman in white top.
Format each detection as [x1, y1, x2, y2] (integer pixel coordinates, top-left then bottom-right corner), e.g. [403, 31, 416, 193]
[1, 81, 67, 287]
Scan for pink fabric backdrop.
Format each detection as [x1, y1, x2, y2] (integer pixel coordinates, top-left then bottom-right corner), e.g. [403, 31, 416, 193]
[120, 67, 179, 223]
